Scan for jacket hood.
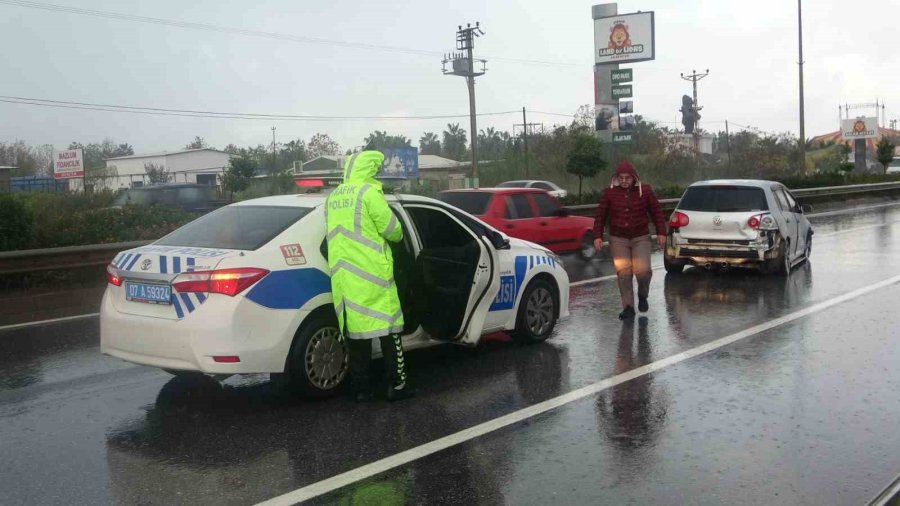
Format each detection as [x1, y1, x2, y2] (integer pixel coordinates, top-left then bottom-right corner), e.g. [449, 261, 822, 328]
[609, 160, 642, 196]
[343, 150, 384, 185]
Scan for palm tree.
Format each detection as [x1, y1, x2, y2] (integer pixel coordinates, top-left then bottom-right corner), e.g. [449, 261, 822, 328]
[442, 123, 467, 161]
[419, 132, 441, 155]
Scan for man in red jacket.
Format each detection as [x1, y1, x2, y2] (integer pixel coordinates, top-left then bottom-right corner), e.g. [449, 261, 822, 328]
[593, 161, 667, 319]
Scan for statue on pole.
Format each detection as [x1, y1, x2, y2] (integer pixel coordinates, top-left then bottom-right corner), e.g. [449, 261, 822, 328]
[680, 95, 700, 134]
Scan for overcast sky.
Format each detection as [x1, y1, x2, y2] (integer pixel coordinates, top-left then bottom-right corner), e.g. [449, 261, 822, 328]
[1, 0, 898, 154]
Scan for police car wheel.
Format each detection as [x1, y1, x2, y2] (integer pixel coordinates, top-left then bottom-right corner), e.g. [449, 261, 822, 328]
[283, 311, 349, 397]
[512, 279, 558, 343]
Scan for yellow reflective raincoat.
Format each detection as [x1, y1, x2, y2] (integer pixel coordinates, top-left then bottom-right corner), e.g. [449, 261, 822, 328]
[325, 151, 404, 339]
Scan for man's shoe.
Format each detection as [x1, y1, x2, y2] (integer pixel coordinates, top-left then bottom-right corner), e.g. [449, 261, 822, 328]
[638, 296, 649, 312]
[618, 306, 636, 320]
[386, 384, 417, 402]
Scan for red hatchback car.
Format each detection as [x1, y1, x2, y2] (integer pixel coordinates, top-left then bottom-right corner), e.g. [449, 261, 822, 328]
[439, 188, 597, 259]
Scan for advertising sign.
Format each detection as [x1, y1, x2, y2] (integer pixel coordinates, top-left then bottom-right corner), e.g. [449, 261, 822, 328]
[619, 101, 634, 114]
[612, 132, 634, 144]
[841, 117, 879, 140]
[53, 148, 84, 179]
[619, 115, 636, 131]
[611, 68, 633, 84]
[611, 85, 633, 99]
[594, 11, 655, 65]
[379, 148, 419, 179]
[595, 104, 619, 132]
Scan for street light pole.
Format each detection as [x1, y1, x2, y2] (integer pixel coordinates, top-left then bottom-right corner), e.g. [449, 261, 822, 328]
[798, 0, 807, 173]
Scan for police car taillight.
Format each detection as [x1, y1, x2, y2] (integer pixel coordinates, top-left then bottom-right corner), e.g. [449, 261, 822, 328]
[106, 264, 123, 286]
[172, 268, 269, 297]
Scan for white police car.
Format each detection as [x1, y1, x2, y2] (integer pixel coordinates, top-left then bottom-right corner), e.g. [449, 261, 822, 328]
[101, 194, 570, 396]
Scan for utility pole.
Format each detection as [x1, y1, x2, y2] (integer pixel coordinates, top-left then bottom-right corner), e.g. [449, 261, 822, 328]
[798, 0, 807, 174]
[514, 108, 543, 179]
[725, 120, 732, 171]
[680, 69, 709, 154]
[271, 126, 277, 173]
[443, 23, 486, 187]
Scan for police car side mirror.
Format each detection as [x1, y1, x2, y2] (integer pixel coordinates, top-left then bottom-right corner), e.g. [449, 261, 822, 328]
[488, 230, 511, 250]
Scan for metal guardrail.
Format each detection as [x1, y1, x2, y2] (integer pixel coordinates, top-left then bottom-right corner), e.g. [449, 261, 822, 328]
[1, 182, 899, 275]
[565, 181, 900, 217]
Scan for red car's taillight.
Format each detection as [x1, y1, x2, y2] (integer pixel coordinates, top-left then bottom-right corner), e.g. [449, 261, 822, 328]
[172, 268, 269, 297]
[106, 264, 123, 286]
[668, 211, 690, 228]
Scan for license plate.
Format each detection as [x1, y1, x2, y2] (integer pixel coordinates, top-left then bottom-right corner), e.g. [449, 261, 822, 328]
[125, 282, 172, 305]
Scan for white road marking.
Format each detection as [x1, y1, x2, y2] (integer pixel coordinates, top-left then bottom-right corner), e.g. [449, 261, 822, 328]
[0, 312, 100, 333]
[257, 273, 900, 506]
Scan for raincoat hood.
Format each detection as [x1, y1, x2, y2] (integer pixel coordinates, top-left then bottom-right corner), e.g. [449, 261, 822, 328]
[609, 160, 642, 196]
[343, 150, 384, 186]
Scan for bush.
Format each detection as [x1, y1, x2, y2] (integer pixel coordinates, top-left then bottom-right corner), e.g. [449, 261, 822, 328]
[0, 195, 33, 251]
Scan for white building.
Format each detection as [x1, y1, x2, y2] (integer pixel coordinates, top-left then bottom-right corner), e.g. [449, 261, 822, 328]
[102, 148, 233, 189]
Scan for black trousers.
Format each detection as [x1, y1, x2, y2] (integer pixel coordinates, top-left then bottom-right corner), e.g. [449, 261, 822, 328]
[347, 334, 407, 394]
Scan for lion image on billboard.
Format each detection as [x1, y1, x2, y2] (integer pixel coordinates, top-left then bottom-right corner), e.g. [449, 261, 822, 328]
[609, 22, 632, 50]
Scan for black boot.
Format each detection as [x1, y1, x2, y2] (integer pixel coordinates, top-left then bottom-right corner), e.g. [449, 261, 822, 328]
[386, 383, 417, 402]
[638, 295, 649, 312]
[618, 306, 636, 320]
[348, 338, 374, 402]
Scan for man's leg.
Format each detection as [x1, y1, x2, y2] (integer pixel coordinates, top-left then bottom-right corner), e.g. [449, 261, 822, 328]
[609, 236, 636, 314]
[379, 333, 414, 401]
[631, 236, 653, 312]
[347, 338, 374, 401]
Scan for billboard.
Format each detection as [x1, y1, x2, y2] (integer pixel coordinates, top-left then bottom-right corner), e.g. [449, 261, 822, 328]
[379, 148, 419, 179]
[53, 148, 84, 179]
[841, 117, 879, 140]
[594, 11, 655, 65]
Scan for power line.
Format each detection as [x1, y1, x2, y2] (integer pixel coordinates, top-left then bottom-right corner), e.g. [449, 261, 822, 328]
[0, 0, 583, 68]
[0, 95, 520, 121]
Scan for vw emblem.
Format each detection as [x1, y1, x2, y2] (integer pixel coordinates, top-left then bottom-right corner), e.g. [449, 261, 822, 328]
[712, 216, 723, 226]
[140, 258, 152, 271]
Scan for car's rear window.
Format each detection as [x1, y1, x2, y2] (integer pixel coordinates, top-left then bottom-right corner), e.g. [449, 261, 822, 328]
[156, 205, 312, 250]
[438, 192, 492, 215]
[678, 186, 769, 212]
[497, 181, 528, 188]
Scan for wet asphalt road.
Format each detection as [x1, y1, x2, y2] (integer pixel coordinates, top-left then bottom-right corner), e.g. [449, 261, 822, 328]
[2, 204, 900, 505]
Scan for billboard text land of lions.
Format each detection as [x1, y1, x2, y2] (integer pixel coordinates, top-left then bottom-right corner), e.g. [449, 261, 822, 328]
[594, 11, 655, 65]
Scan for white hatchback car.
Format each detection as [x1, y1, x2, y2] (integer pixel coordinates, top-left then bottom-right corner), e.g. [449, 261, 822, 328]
[101, 194, 570, 396]
[664, 180, 814, 275]
[496, 180, 568, 199]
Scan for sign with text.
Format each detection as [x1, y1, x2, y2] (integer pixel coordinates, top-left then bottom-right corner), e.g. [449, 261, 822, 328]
[53, 148, 84, 179]
[611, 68, 633, 84]
[594, 11, 656, 65]
[841, 117, 879, 140]
[379, 147, 419, 179]
[611, 85, 633, 99]
[612, 132, 634, 144]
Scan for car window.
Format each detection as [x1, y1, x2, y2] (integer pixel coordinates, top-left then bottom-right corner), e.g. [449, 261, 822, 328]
[503, 196, 517, 219]
[533, 182, 554, 191]
[509, 194, 534, 219]
[773, 189, 792, 213]
[115, 189, 155, 206]
[782, 189, 799, 211]
[156, 205, 312, 250]
[533, 192, 559, 217]
[406, 206, 475, 249]
[437, 192, 492, 215]
[176, 187, 211, 203]
[678, 186, 769, 212]
[497, 181, 528, 188]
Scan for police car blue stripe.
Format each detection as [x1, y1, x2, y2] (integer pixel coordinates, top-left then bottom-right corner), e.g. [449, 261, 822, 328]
[125, 254, 142, 271]
[195, 292, 207, 304]
[173, 256, 181, 274]
[186, 257, 195, 272]
[245, 268, 331, 310]
[179, 293, 195, 313]
[160, 256, 168, 274]
[529, 256, 534, 269]
[171, 294, 184, 319]
[117, 254, 131, 269]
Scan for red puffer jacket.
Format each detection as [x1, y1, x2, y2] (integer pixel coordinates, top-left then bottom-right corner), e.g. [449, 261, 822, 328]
[592, 162, 667, 240]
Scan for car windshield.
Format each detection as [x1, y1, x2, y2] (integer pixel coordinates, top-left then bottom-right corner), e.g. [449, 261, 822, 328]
[678, 186, 769, 212]
[156, 205, 312, 250]
[496, 181, 528, 188]
[438, 192, 492, 215]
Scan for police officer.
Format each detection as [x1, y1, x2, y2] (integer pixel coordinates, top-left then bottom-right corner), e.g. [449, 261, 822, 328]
[325, 148, 414, 402]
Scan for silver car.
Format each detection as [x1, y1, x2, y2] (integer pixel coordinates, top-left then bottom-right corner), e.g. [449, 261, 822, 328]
[496, 180, 568, 199]
[664, 180, 813, 275]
